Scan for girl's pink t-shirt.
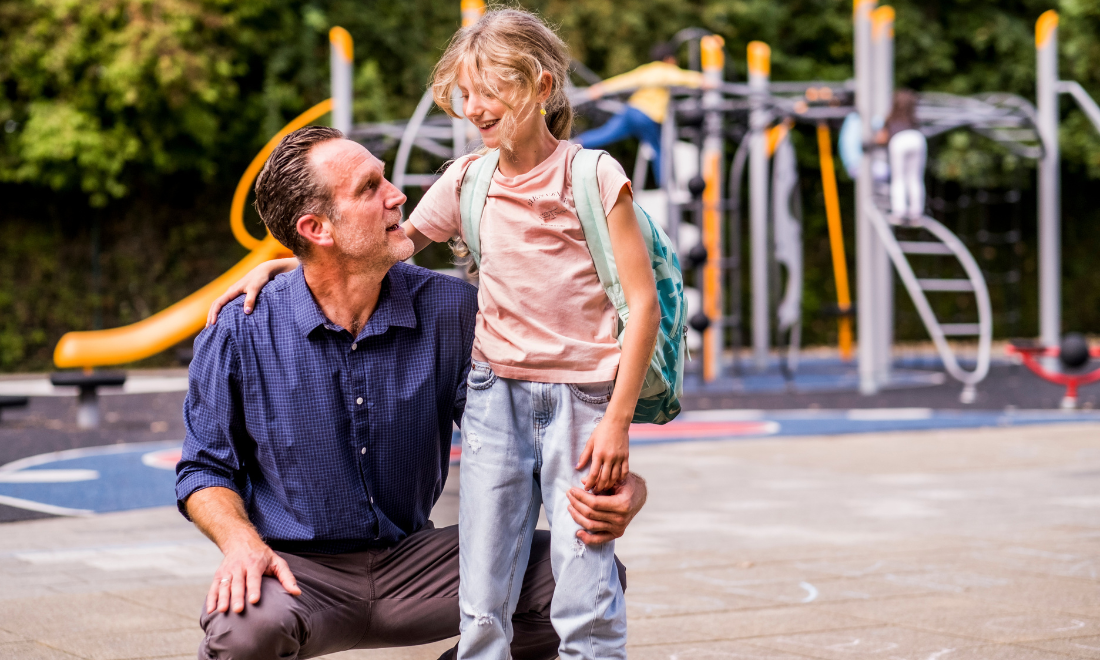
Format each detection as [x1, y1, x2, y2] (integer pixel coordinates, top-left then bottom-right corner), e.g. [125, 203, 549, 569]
[409, 141, 631, 383]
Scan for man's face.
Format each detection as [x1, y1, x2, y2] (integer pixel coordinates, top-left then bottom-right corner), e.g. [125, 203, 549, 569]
[308, 139, 413, 269]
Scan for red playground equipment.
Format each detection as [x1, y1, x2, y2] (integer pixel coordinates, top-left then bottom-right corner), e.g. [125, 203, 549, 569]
[1007, 333, 1100, 409]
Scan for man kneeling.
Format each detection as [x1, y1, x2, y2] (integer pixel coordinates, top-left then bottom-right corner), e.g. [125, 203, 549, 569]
[176, 126, 647, 660]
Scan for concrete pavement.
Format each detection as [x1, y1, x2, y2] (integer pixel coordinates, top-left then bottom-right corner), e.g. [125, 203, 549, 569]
[1, 423, 1098, 659]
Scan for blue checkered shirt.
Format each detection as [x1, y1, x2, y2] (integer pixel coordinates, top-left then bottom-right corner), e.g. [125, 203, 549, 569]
[176, 263, 477, 553]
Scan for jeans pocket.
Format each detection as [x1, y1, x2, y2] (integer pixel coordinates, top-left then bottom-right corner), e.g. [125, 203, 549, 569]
[467, 360, 497, 390]
[568, 380, 615, 404]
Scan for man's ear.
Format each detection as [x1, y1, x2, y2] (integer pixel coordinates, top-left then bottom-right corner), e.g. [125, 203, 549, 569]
[296, 213, 334, 251]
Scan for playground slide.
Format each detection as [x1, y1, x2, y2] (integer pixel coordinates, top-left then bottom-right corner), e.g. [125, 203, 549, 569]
[53, 236, 291, 368]
[53, 100, 334, 369]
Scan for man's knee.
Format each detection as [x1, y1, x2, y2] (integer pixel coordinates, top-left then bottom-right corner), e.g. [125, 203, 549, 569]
[198, 578, 304, 660]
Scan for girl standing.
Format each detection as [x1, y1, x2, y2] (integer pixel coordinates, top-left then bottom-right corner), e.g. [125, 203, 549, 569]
[414, 10, 657, 660]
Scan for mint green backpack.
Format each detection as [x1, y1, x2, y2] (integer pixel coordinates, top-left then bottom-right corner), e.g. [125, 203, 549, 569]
[459, 148, 686, 424]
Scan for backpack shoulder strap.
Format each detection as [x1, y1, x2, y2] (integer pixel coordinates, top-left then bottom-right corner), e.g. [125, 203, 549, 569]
[570, 148, 628, 315]
[458, 150, 500, 268]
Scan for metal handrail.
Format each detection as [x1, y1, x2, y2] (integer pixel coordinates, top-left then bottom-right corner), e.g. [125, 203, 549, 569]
[864, 200, 993, 395]
[393, 89, 440, 199]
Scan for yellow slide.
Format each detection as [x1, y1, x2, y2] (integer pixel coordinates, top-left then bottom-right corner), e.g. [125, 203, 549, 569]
[54, 100, 333, 369]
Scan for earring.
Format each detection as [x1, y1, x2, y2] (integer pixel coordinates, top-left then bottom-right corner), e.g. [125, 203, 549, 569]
[540, 106, 547, 116]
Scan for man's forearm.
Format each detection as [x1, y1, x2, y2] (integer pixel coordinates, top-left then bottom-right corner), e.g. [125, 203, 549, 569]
[187, 486, 302, 613]
[186, 486, 264, 552]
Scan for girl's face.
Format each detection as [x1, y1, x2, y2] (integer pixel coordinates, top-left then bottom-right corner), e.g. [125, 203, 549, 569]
[457, 66, 550, 152]
[457, 67, 516, 150]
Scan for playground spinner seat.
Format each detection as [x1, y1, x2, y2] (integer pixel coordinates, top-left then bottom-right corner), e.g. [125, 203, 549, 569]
[50, 371, 127, 429]
[1006, 339, 1100, 409]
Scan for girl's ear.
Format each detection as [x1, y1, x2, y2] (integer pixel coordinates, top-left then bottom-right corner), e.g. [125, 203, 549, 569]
[537, 70, 554, 104]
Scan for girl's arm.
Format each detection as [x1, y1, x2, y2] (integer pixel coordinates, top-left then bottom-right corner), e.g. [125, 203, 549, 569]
[404, 221, 436, 255]
[206, 258, 300, 326]
[577, 185, 660, 492]
[207, 223, 436, 326]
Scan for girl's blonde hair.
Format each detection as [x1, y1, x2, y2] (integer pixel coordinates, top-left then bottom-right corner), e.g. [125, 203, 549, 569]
[430, 8, 573, 152]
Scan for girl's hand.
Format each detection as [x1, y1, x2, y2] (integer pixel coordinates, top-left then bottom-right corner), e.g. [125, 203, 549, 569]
[206, 257, 300, 327]
[576, 418, 630, 493]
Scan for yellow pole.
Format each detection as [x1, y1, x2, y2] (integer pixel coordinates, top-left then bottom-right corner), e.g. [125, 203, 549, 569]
[461, 0, 485, 27]
[816, 122, 853, 360]
[329, 27, 354, 134]
[701, 35, 725, 382]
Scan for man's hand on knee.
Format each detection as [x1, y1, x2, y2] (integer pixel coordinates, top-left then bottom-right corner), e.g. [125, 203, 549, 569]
[566, 472, 647, 545]
[208, 536, 301, 614]
[186, 487, 303, 615]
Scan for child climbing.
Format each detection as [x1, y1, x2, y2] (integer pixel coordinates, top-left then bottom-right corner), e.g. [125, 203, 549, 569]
[576, 42, 708, 185]
[880, 89, 927, 220]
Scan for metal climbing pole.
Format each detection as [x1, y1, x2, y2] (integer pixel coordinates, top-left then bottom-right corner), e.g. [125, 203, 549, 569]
[330, 27, 354, 134]
[1036, 10, 1060, 351]
[454, 0, 486, 158]
[854, 0, 878, 394]
[748, 41, 771, 372]
[852, 3, 993, 400]
[870, 5, 895, 387]
[701, 35, 726, 381]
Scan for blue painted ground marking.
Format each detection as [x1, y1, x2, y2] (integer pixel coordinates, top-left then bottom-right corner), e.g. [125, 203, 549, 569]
[3, 409, 1099, 517]
[0, 441, 180, 516]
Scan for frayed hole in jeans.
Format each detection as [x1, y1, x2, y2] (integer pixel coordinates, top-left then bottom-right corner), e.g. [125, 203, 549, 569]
[474, 613, 494, 626]
[466, 432, 482, 454]
[572, 537, 587, 558]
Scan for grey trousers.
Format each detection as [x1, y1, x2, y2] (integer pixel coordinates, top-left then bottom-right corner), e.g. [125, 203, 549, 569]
[198, 525, 626, 660]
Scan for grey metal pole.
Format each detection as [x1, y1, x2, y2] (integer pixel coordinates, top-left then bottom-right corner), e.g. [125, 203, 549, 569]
[662, 105, 678, 257]
[1036, 10, 1060, 350]
[329, 27, 353, 134]
[453, 0, 485, 159]
[748, 41, 771, 372]
[871, 6, 895, 388]
[855, 0, 877, 394]
[452, 90, 467, 159]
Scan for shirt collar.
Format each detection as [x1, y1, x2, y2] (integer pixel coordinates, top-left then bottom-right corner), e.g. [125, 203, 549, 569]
[291, 264, 418, 339]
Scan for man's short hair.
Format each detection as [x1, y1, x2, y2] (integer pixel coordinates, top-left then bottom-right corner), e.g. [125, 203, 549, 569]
[254, 126, 344, 258]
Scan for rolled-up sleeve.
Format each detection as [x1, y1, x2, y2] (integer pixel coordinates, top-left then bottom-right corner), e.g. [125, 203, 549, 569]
[175, 320, 247, 519]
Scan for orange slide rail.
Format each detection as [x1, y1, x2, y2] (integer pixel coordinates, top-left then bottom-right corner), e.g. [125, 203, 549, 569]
[54, 99, 334, 369]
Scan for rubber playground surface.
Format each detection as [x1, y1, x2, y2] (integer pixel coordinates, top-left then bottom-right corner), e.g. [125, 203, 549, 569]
[1, 374, 1098, 517]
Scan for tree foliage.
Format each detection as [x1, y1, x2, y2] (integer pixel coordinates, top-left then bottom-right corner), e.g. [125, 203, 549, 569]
[6, 0, 1099, 205]
[4, 0, 1100, 371]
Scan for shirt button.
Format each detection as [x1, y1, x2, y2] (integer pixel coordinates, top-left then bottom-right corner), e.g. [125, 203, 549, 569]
[351, 343, 358, 350]
[356, 397, 364, 405]
[361, 447, 366, 455]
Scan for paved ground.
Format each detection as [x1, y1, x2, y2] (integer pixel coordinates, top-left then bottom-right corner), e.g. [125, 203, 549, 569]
[1, 422, 1098, 659]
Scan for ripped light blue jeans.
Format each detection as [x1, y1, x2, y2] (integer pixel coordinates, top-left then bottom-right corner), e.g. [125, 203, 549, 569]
[457, 361, 627, 660]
